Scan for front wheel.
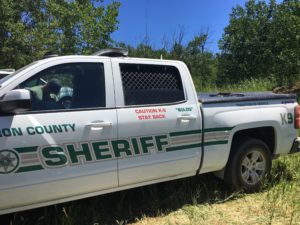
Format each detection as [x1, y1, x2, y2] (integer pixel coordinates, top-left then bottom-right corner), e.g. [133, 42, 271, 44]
[224, 138, 272, 192]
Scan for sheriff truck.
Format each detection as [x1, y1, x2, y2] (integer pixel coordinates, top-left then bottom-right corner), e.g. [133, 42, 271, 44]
[0, 49, 299, 215]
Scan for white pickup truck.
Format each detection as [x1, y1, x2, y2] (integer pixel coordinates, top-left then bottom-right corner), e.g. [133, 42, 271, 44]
[0, 49, 299, 215]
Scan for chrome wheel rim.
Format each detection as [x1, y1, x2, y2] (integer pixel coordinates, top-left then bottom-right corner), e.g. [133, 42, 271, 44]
[241, 150, 266, 185]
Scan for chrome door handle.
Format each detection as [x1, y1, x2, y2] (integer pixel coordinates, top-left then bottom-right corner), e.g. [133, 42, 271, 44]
[86, 121, 112, 130]
[178, 114, 197, 122]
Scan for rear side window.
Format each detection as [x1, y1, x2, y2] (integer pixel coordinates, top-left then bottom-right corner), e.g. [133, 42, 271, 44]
[120, 63, 185, 106]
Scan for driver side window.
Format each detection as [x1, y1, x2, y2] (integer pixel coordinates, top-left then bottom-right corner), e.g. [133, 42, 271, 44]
[19, 63, 106, 111]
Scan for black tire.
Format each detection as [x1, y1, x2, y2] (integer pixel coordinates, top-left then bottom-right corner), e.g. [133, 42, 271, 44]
[224, 138, 272, 192]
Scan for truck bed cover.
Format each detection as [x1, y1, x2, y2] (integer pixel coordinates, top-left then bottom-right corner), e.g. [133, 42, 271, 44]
[198, 92, 296, 104]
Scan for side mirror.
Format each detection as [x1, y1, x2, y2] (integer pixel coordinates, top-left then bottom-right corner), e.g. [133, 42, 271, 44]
[0, 89, 31, 113]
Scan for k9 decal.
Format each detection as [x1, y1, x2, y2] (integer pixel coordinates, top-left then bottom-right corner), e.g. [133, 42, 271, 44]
[280, 113, 293, 125]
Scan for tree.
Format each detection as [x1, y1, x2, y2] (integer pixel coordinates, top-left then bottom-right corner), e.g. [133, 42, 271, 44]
[184, 31, 217, 89]
[218, 0, 300, 85]
[0, 0, 120, 69]
[271, 0, 300, 85]
[123, 29, 217, 90]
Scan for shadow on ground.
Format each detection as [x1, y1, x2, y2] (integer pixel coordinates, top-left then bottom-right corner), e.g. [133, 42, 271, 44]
[1, 174, 233, 225]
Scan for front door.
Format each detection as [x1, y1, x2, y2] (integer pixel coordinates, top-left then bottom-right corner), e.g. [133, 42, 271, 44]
[0, 59, 118, 211]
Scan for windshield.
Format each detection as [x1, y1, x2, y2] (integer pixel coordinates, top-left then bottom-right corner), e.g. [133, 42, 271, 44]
[0, 61, 38, 86]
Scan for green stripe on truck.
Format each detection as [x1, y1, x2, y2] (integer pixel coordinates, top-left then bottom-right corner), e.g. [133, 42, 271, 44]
[16, 165, 44, 173]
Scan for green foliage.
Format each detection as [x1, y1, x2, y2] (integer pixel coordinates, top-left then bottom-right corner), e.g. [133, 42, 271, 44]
[124, 0, 300, 90]
[184, 35, 218, 90]
[121, 31, 218, 90]
[197, 76, 276, 93]
[1, 0, 300, 91]
[218, 0, 300, 86]
[0, 0, 120, 69]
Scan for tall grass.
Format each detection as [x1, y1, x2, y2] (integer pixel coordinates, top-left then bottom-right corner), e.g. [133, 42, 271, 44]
[262, 154, 300, 225]
[195, 77, 277, 92]
[4, 155, 299, 225]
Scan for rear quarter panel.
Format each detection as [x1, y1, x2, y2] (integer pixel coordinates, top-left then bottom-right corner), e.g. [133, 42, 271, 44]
[200, 99, 298, 173]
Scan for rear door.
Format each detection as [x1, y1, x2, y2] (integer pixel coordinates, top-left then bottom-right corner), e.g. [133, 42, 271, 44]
[112, 59, 202, 186]
[0, 58, 118, 211]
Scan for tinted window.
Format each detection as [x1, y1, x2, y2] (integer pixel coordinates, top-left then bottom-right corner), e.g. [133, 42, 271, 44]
[120, 64, 185, 105]
[19, 63, 105, 111]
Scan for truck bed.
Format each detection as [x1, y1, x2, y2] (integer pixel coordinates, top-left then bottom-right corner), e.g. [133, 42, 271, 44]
[198, 92, 296, 104]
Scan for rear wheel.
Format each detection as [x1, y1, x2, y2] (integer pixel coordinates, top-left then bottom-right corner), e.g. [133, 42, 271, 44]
[224, 138, 272, 192]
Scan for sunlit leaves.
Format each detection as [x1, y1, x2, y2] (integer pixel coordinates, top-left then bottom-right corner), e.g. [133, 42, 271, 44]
[0, 0, 120, 69]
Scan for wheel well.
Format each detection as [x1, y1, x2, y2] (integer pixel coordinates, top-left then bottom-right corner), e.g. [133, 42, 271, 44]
[214, 126, 276, 180]
[231, 127, 276, 155]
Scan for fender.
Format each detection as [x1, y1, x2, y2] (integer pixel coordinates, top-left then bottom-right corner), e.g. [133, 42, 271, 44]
[199, 104, 296, 174]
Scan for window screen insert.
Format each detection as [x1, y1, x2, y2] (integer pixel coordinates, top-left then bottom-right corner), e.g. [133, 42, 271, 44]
[120, 63, 185, 105]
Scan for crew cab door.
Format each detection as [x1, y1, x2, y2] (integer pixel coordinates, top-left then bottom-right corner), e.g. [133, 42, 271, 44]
[0, 58, 118, 211]
[112, 59, 202, 186]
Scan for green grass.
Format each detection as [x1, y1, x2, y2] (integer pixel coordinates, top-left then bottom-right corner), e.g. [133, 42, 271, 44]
[3, 154, 299, 225]
[132, 154, 300, 225]
[195, 77, 276, 92]
[2, 78, 300, 225]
